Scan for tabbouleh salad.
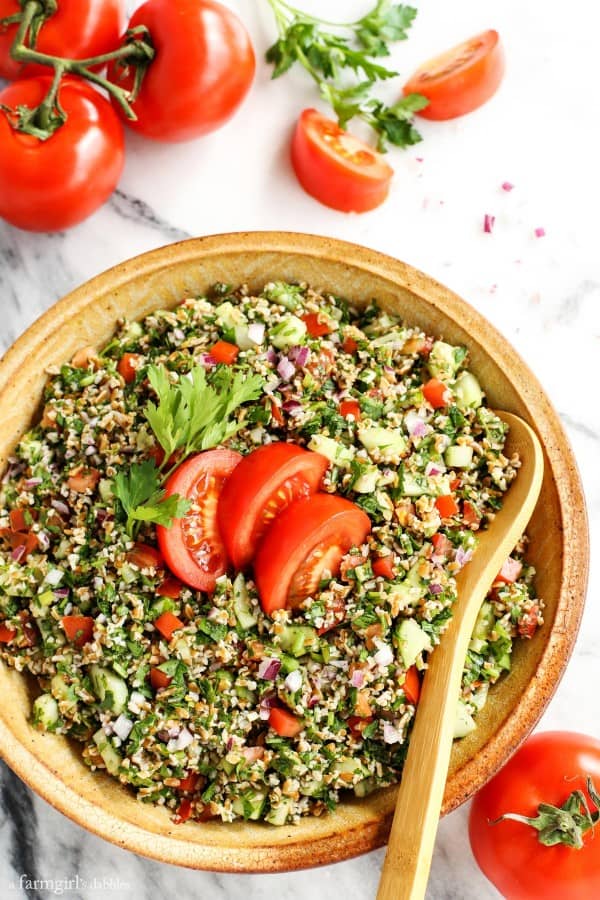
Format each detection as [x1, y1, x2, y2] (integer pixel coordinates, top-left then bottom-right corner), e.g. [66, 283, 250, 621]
[0, 281, 543, 827]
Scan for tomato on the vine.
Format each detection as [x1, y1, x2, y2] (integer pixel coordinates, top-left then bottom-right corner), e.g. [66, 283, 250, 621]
[109, 0, 255, 142]
[469, 731, 600, 900]
[0, 0, 125, 80]
[0, 76, 125, 231]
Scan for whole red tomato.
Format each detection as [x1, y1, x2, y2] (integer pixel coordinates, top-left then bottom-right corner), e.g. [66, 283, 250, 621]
[469, 731, 600, 900]
[0, 77, 125, 231]
[109, 0, 255, 142]
[0, 0, 125, 80]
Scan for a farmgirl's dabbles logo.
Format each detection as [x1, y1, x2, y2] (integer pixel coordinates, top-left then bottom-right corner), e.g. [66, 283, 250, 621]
[9, 873, 131, 895]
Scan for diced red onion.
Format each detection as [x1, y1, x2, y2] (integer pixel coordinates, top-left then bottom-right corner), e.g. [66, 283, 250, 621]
[128, 691, 146, 715]
[405, 410, 430, 439]
[24, 478, 42, 489]
[3, 461, 24, 484]
[263, 376, 281, 395]
[288, 345, 310, 367]
[284, 669, 302, 692]
[85, 446, 97, 457]
[199, 353, 217, 368]
[265, 346, 278, 364]
[308, 695, 319, 708]
[247, 322, 265, 345]
[54, 587, 70, 598]
[277, 356, 295, 381]
[226, 736, 234, 752]
[374, 644, 394, 668]
[534, 227, 546, 238]
[483, 214, 495, 234]
[454, 547, 473, 569]
[258, 693, 276, 720]
[501, 181, 514, 192]
[37, 531, 50, 551]
[383, 365, 395, 378]
[258, 657, 281, 681]
[383, 722, 403, 745]
[11, 545, 25, 562]
[168, 727, 193, 752]
[425, 461, 445, 477]
[430, 583, 443, 595]
[350, 669, 365, 689]
[51, 499, 70, 517]
[241, 746, 264, 762]
[113, 714, 133, 741]
[282, 400, 303, 418]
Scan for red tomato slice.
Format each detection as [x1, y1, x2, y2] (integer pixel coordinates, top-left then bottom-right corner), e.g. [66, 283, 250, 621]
[209, 341, 239, 365]
[150, 667, 173, 690]
[423, 378, 451, 409]
[157, 449, 242, 592]
[372, 556, 395, 579]
[302, 313, 333, 337]
[291, 108, 394, 213]
[62, 615, 94, 648]
[339, 399, 361, 420]
[218, 443, 329, 572]
[269, 707, 303, 738]
[154, 611, 184, 641]
[403, 30, 505, 121]
[496, 556, 523, 584]
[403, 665, 421, 705]
[254, 493, 371, 615]
[435, 495, 459, 519]
[118, 352, 144, 384]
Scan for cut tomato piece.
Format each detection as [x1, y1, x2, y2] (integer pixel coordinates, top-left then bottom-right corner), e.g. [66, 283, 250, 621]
[302, 312, 333, 337]
[127, 542, 164, 570]
[0, 623, 16, 643]
[158, 576, 184, 599]
[150, 667, 173, 690]
[347, 715, 374, 739]
[209, 340, 239, 365]
[154, 611, 184, 641]
[178, 770, 200, 792]
[339, 399, 361, 420]
[403, 665, 421, 705]
[62, 615, 94, 648]
[254, 493, 371, 615]
[118, 352, 143, 384]
[68, 468, 100, 493]
[372, 556, 395, 579]
[431, 532, 453, 558]
[157, 449, 242, 592]
[291, 108, 394, 213]
[423, 378, 450, 409]
[342, 337, 358, 355]
[462, 500, 481, 527]
[270, 400, 285, 427]
[403, 30, 505, 120]
[173, 798, 193, 824]
[9, 509, 28, 532]
[496, 556, 523, 584]
[435, 495, 459, 519]
[269, 707, 303, 738]
[218, 443, 329, 572]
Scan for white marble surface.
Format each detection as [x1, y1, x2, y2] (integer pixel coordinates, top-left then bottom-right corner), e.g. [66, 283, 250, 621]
[0, 1, 599, 898]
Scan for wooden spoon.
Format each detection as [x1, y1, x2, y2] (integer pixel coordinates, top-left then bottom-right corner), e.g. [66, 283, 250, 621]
[377, 411, 544, 900]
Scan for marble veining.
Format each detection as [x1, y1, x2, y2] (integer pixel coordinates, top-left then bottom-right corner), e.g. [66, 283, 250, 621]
[0, 0, 599, 897]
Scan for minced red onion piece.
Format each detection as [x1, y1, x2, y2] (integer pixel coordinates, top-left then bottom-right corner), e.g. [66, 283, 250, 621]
[11, 545, 25, 562]
[247, 322, 265, 345]
[168, 727, 193, 752]
[454, 547, 473, 569]
[425, 460, 445, 477]
[430, 583, 443, 595]
[199, 353, 217, 368]
[265, 346, 278, 364]
[483, 214, 496, 234]
[282, 400, 303, 418]
[37, 531, 50, 551]
[501, 181, 514, 192]
[172, 328, 185, 343]
[534, 227, 546, 238]
[308, 695, 319, 708]
[374, 644, 394, 668]
[258, 657, 281, 681]
[258, 694, 276, 720]
[51, 499, 70, 517]
[85, 446, 97, 457]
[383, 722, 403, 745]
[405, 410, 429, 439]
[350, 669, 365, 689]
[113, 714, 133, 741]
[24, 477, 42, 488]
[277, 356, 295, 381]
[226, 736, 234, 752]
[284, 669, 302, 692]
[54, 587, 70, 598]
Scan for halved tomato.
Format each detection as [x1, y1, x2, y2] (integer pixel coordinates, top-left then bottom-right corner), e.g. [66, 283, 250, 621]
[291, 108, 394, 213]
[157, 448, 242, 592]
[254, 493, 371, 615]
[218, 443, 329, 571]
[403, 30, 505, 121]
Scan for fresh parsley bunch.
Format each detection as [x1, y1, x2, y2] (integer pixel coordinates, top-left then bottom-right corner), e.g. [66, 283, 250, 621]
[114, 363, 263, 536]
[265, 0, 428, 150]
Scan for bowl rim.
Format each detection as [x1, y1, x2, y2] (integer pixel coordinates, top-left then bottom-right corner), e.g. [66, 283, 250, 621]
[0, 231, 589, 872]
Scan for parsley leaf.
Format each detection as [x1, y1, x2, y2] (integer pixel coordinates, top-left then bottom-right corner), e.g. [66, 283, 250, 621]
[114, 459, 190, 536]
[356, 2, 418, 56]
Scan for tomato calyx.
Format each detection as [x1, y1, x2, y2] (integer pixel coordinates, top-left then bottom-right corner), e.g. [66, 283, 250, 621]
[492, 777, 600, 849]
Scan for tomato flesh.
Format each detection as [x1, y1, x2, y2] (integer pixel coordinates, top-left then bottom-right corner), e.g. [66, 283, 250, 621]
[403, 665, 421, 705]
[0, 623, 16, 643]
[435, 495, 459, 519]
[423, 378, 450, 408]
[218, 443, 329, 571]
[302, 313, 333, 337]
[291, 108, 393, 213]
[150, 667, 173, 690]
[157, 448, 242, 592]
[372, 556, 395, 579]
[269, 707, 303, 738]
[339, 399, 361, 420]
[118, 352, 143, 384]
[62, 615, 94, 648]
[254, 493, 371, 615]
[154, 611, 184, 641]
[209, 341, 239, 365]
[404, 30, 505, 121]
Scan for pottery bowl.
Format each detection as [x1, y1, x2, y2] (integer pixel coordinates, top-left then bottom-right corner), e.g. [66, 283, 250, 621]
[0, 233, 588, 872]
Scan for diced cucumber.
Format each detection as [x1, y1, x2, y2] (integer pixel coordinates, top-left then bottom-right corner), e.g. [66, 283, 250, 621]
[233, 324, 254, 351]
[358, 426, 407, 460]
[51, 673, 77, 704]
[444, 445, 474, 468]
[265, 797, 294, 826]
[308, 434, 354, 467]
[471, 682, 489, 712]
[454, 700, 476, 739]
[232, 573, 258, 629]
[215, 668, 234, 688]
[280, 653, 300, 674]
[269, 315, 307, 349]
[32, 693, 59, 731]
[150, 596, 176, 619]
[353, 466, 379, 493]
[453, 371, 484, 409]
[428, 341, 466, 381]
[99, 478, 114, 502]
[300, 776, 324, 797]
[354, 777, 377, 798]
[215, 300, 246, 331]
[370, 329, 409, 349]
[235, 685, 257, 704]
[279, 625, 320, 658]
[471, 602, 495, 646]
[400, 472, 434, 497]
[388, 564, 426, 611]
[353, 562, 374, 583]
[89, 664, 128, 715]
[394, 618, 432, 668]
[332, 757, 364, 780]
[31, 589, 55, 619]
[93, 728, 123, 774]
[263, 282, 303, 311]
[232, 788, 267, 821]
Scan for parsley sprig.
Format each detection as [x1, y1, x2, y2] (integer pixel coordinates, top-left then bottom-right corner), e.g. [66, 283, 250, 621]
[114, 363, 264, 536]
[265, 0, 428, 150]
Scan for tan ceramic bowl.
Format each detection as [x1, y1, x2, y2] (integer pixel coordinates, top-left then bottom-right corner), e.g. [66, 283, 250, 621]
[0, 233, 588, 872]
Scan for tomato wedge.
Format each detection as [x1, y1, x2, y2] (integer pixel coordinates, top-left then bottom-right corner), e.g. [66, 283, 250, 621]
[62, 615, 94, 648]
[269, 707, 303, 738]
[218, 443, 329, 571]
[291, 108, 394, 213]
[403, 30, 505, 121]
[157, 449, 242, 592]
[254, 493, 371, 615]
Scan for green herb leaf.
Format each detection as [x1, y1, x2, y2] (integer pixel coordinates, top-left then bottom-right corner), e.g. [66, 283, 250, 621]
[114, 459, 189, 535]
[356, 2, 418, 56]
